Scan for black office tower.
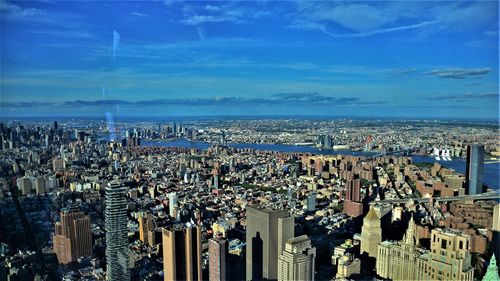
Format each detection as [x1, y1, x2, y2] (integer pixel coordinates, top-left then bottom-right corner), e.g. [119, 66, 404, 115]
[465, 143, 484, 195]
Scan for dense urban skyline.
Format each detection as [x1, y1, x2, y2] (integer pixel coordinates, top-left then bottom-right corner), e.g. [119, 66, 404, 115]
[1, 1, 499, 118]
[0, 117, 498, 280]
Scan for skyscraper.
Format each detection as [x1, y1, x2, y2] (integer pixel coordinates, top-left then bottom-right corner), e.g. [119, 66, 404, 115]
[376, 216, 427, 281]
[53, 207, 92, 264]
[277, 235, 316, 281]
[324, 134, 333, 149]
[494, 204, 500, 232]
[343, 179, 363, 217]
[345, 179, 361, 202]
[221, 130, 226, 146]
[246, 206, 294, 281]
[306, 193, 316, 211]
[466, 143, 484, 195]
[426, 228, 474, 280]
[209, 235, 227, 281]
[168, 192, 178, 218]
[162, 224, 202, 281]
[483, 254, 499, 281]
[138, 211, 154, 245]
[360, 207, 382, 259]
[105, 182, 129, 281]
[34, 176, 45, 195]
[492, 204, 500, 268]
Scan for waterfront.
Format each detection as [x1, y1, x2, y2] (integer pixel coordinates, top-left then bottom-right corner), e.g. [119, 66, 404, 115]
[142, 139, 500, 190]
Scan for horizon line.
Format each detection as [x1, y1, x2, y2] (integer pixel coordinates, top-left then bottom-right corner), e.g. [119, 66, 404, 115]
[1, 115, 499, 122]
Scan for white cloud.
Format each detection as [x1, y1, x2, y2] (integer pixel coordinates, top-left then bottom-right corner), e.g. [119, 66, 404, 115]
[181, 14, 241, 26]
[290, 20, 327, 32]
[328, 20, 438, 38]
[436, 3, 498, 31]
[0, 0, 42, 18]
[164, 0, 176, 7]
[425, 68, 491, 79]
[31, 29, 95, 39]
[290, 1, 498, 39]
[314, 4, 389, 32]
[205, 5, 219, 12]
[179, 2, 271, 26]
[131, 12, 149, 17]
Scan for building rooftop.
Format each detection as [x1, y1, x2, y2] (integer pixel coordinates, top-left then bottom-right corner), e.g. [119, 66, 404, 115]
[287, 235, 310, 245]
[364, 207, 378, 221]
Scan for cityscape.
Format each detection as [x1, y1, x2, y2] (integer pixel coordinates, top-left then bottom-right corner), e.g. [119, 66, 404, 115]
[1, 1, 499, 281]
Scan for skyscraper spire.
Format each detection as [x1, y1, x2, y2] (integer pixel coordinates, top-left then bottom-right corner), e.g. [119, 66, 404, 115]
[482, 254, 499, 281]
[404, 215, 416, 246]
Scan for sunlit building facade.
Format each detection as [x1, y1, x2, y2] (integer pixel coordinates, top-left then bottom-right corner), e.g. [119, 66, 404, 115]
[278, 235, 316, 281]
[426, 228, 474, 281]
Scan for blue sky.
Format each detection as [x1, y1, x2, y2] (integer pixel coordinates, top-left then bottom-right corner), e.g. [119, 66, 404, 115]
[0, 0, 498, 118]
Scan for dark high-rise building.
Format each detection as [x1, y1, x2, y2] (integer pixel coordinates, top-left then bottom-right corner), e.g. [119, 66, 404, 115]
[221, 130, 226, 146]
[316, 134, 325, 147]
[246, 206, 294, 281]
[53, 207, 92, 264]
[466, 144, 484, 195]
[105, 182, 130, 281]
[209, 236, 227, 281]
[345, 179, 361, 202]
[127, 136, 141, 147]
[163, 224, 202, 281]
[343, 179, 364, 217]
[54, 121, 58, 130]
[324, 134, 333, 149]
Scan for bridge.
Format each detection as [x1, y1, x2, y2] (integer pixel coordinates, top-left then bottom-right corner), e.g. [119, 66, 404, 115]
[369, 190, 500, 205]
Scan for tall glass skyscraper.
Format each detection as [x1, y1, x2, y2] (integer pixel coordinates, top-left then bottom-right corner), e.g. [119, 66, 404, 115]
[466, 144, 484, 195]
[105, 182, 130, 281]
